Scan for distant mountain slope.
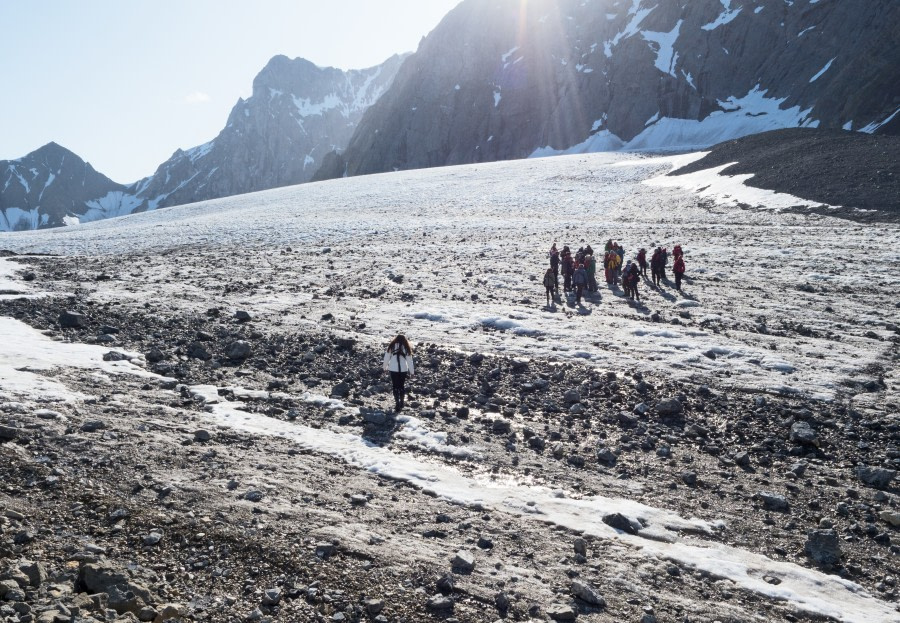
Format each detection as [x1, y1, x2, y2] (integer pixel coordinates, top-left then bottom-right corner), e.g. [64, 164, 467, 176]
[0, 143, 139, 231]
[129, 54, 407, 211]
[671, 128, 900, 221]
[1, 54, 406, 231]
[317, 0, 900, 180]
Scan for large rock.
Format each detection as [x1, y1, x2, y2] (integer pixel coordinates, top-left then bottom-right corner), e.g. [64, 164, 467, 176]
[655, 398, 683, 416]
[789, 421, 819, 446]
[856, 466, 896, 489]
[76, 564, 153, 615]
[757, 491, 790, 512]
[59, 310, 85, 329]
[225, 341, 252, 360]
[804, 529, 841, 565]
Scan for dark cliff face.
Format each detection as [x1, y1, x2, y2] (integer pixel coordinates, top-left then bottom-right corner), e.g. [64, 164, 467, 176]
[129, 54, 407, 210]
[0, 143, 128, 230]
[327, 0, 900, 179]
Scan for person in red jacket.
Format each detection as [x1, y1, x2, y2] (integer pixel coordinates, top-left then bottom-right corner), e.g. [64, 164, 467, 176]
[636, 248, 648, 277]
[673, 255, 686, 290]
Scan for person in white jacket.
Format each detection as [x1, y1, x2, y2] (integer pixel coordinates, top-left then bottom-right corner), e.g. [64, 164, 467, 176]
[383, 334, 414, 412]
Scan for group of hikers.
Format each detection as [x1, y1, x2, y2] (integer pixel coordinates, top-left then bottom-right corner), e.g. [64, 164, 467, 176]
[543, 240, 686, 306]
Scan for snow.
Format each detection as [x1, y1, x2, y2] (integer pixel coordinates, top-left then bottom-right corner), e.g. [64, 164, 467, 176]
[0, 316, 153, 403]
[809, 57, 836, 83]
[293, 93, 347, 118]
[493, 91, 501, 107]
[0, 207, 43, 232]
[859, 107, 900, 134]
[798, 25, 816, 36]
[702, 1, 742, 30]
[0, 309, 895, 622]
[186, 140, 215, 163]
[645, 154, 840, 215]
[842, 121, 853, 130]
[500, 46, 519, 64]
[609, 2, 655, 49]
[536, 84, 820, 157]
[641, 19, 683, 77]
[38, 171, 56, 202]
[78, 191, 146, 224]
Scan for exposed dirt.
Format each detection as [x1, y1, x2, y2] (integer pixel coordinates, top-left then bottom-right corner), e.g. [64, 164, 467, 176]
[670, 129, 900, 222]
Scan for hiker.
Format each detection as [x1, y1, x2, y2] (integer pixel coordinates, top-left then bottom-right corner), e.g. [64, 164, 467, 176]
[624, 261, 641, 301]
[572, 262, 588, 304]
[607, 249, 621, 285]
[660, 247, 669, 280]
[650, 247, 664, 287]
[673, 244, 683, 260]
[383, 334, 414, 412]
[637, 248, 648, 277]
[549, 243, 560, 293]
[673, 254, 686, 290]
[543, 268, 556, 306]
[562, 247, 574, 292]
[585, 254, 597, 292]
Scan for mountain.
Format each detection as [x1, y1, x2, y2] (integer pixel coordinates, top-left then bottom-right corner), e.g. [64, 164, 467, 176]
[1, 54, 406, 231]
[315, 0, 900, 180]
[0, 143, 140, 231]
[128, 54, 407, 211]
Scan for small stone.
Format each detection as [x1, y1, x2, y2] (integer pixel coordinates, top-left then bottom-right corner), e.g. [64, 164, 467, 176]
[546, 604, 577, 621]
[315, 542, 336, 558]
[194, 429, 212, 442]
[573, 537, 587, 557]
[757, 491, 790, 512]
[58, 310, 85, 329]
[350, 494, 367, 506]
[234, 310, 252, 322]
[571, 579, 606, 607]
[734, 451, 751, 467]
[426, 595, 454, 611]
[602, 512, 639, 535]
[681, 471, 698, 487]
[452, 550, 476, 573]
[879, 510, 900, 527]
[364, 599, 384, 615]
[143, 532, 163, 546]
[261, 588, 281, 607]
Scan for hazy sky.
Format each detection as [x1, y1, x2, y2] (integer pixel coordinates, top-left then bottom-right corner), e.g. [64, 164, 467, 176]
[0, 0, 460, 183]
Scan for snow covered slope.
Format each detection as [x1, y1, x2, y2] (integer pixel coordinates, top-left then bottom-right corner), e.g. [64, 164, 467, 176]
[320, 0, 900, 179]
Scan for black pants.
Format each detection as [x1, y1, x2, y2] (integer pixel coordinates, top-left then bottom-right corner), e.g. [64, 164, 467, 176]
[390, 371, 407, 408]
[675, 273, 682, 290]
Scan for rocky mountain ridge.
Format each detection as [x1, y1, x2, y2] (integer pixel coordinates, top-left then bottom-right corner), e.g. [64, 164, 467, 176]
[316, 0, 900, 180]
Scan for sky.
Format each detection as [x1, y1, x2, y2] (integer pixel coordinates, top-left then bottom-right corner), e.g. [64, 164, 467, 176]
[0, 0, 461, 184]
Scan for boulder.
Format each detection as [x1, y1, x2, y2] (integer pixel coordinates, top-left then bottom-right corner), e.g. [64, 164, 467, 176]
[804, 529, 841, 565]
[225, 341, 252, 360]
[655, 398, 683, 416]
[789, 421, 819, 446]
[856, 466, 896, 489]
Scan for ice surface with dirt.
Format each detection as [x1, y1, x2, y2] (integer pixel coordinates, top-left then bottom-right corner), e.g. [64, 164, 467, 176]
[0, 312, 896, 623]
[3, 151, 896, 408]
